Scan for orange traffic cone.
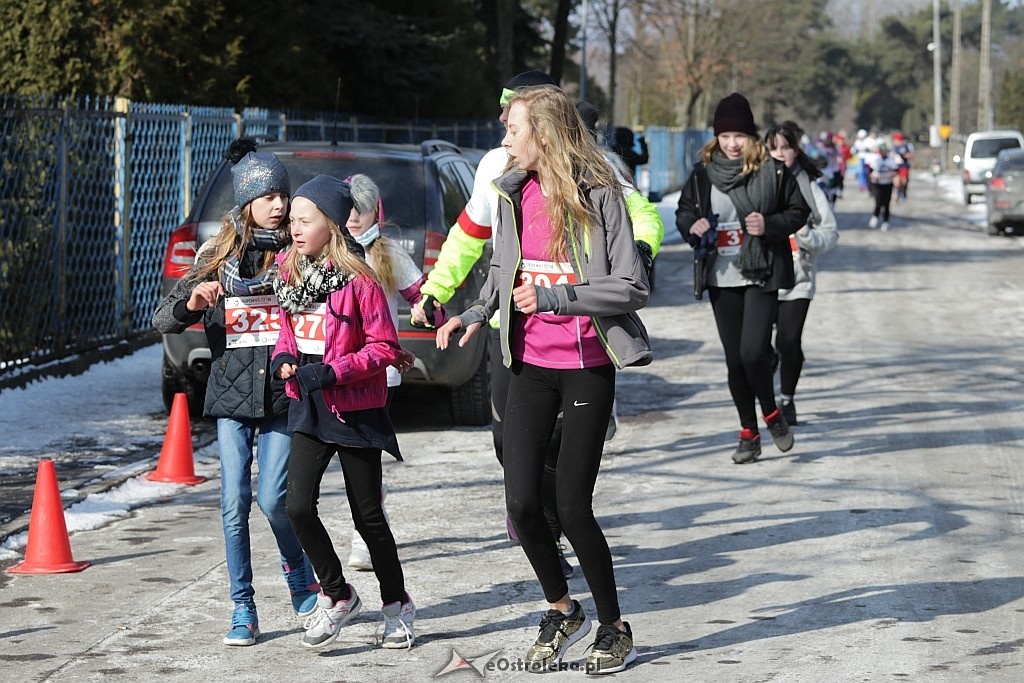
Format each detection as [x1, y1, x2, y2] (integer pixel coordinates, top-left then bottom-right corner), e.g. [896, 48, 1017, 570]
[8, 459, 91, 574]
[146, 392, 205, 485]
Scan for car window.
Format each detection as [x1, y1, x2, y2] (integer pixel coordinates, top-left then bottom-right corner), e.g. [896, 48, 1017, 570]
[437, 160, 471, 228]
[971, 138, 1023, 159]
[197, 155, 426, 241]
[996, 154, 1024, 174]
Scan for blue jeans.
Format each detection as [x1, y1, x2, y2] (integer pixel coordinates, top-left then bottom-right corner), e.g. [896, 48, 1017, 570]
[218, 414, 305, 606]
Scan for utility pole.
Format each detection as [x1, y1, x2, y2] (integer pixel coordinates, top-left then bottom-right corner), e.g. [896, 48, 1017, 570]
[950, 0, 962, 164]
[579, 0, 589, 102]
[978, 0, 992, 130]
[932, 0, 943, 162]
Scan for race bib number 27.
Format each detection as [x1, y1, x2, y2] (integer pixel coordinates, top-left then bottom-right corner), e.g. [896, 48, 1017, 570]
[292, 303, 327, 355]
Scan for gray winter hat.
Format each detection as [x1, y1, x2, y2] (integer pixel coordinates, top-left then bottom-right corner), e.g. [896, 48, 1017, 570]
[231, 151, 290, 208]
[292, 174, 353, 227]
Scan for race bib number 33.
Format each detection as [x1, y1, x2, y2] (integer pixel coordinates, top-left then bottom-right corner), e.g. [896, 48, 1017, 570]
[225, 295, 281, 348]
[716, 221, 743, 256]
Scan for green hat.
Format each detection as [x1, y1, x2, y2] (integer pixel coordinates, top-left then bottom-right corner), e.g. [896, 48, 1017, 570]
[499, 70, 556, 106]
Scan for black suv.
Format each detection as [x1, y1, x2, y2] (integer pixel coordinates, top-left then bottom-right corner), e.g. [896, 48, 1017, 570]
[158, 140, 491, 425]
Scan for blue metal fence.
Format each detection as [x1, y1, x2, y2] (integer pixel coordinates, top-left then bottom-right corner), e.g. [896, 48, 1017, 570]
[0, 94, 705, 386]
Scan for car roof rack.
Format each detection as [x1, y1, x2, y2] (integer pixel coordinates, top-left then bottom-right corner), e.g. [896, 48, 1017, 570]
[420, 139, 462, 156]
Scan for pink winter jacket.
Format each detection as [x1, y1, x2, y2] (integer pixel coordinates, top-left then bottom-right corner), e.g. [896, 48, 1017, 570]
[272, 266, 401, 414]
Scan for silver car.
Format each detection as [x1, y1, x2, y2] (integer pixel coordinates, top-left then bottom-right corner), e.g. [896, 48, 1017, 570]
[985, 148, 1024, 236]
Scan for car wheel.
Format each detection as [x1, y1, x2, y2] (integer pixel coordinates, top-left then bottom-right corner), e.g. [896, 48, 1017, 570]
[449, 344, 491, 426]
[162, 357, 205, 418]
[161, 357, 180, 413]
[180, 375, 206, 419]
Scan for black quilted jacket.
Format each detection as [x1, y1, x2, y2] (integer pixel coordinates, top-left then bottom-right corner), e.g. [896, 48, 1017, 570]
[152, 246, 289, 420]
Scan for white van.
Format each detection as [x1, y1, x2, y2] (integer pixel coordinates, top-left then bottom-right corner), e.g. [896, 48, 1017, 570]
[961, 130, 1024, 204]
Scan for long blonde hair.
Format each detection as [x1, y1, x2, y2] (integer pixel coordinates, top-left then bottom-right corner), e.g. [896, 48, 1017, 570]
[700, 134, 770, 175]
[191, 205, 279, 281]
[505, 86, 620, 260]
[348, 173, 398, 294]
[278, 213, 377, 286]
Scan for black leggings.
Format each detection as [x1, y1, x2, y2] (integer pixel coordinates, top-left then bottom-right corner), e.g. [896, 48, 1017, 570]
[709, 285, 780, 430]
[286, 432, 405, 605]
[870, 183, 893, 221]
[775, 298, 811, 397]
[503, 361, 621, 625]
[490, 327, 563, 541]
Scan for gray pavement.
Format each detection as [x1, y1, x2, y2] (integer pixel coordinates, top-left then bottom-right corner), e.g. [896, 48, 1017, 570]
[3, 175, 1024, 682]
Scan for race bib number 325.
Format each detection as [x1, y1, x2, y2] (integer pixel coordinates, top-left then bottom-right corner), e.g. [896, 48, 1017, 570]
[225, 295, 281, 348]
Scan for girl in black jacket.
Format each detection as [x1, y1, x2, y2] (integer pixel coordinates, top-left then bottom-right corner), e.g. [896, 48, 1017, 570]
[152, 140, 319, 645]
[675, 93, 810, 464]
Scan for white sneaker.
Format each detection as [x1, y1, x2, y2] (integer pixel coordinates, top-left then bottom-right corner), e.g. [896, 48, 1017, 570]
[378, 597, 416, 649]
[880, 221, 890, 231]
[348, 531, 373, 571]
[868, 216, 879, 229]
[301, 587, 362, 649]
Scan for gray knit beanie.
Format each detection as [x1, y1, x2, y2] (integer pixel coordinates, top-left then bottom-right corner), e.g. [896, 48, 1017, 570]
[231, 151, 289, 209]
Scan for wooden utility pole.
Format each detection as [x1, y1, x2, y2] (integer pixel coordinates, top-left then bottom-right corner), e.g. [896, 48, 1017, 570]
[950, 0, 962, 162]
[978, 0, 992, 130]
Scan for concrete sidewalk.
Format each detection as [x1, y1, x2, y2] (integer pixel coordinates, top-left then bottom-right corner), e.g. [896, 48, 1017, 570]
[3, 179, 1024, 682]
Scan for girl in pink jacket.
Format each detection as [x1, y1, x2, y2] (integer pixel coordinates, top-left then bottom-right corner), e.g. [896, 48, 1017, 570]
[271, 174, 415, 653]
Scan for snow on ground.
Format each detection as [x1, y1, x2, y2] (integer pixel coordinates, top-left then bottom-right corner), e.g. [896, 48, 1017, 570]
[0, 343, 221, 560]
[0, 172, 985, 565]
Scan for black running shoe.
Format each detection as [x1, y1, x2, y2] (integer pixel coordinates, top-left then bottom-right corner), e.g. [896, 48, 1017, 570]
[765, 409, 794, 452]
[781, 399, 797, 427]
[732, 429, 761, 464]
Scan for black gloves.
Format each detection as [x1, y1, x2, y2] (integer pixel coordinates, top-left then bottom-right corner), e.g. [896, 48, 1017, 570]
[411, 294, 440, 329]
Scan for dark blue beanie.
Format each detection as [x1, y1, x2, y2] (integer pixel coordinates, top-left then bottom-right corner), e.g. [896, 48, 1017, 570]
[292, 175, 364, 258]
[293, 175, 354, 227]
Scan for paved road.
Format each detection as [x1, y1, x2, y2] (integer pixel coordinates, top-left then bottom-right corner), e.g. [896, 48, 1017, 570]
[2, 175, 1024, 682]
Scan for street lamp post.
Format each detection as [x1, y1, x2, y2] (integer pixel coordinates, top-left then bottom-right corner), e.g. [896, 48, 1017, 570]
[932, 0, 943, 168]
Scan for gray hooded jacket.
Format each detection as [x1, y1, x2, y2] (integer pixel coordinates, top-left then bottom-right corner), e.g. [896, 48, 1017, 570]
[457, 168, 652, 370]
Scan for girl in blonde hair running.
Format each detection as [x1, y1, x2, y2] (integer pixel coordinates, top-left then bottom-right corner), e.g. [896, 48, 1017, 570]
[342, 173, 442, 570]
[152, 140, 319, 646]
[437, 85, 650, 675]
[272, 174, 415, 651]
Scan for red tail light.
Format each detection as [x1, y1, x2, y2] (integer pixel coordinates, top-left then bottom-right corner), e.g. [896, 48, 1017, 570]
[988, 177, 1007, 192]
[163, 222, 198, 279]
[422, 230, 445, 274]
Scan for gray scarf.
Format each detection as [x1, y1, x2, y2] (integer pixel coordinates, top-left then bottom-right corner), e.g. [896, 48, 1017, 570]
[220, 207, 291, 296]
[705, 152, 777, 282]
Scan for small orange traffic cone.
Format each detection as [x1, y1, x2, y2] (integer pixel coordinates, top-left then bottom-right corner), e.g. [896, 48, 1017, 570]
[145, 392, 205, 485]
[8, 459, 91, 574]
